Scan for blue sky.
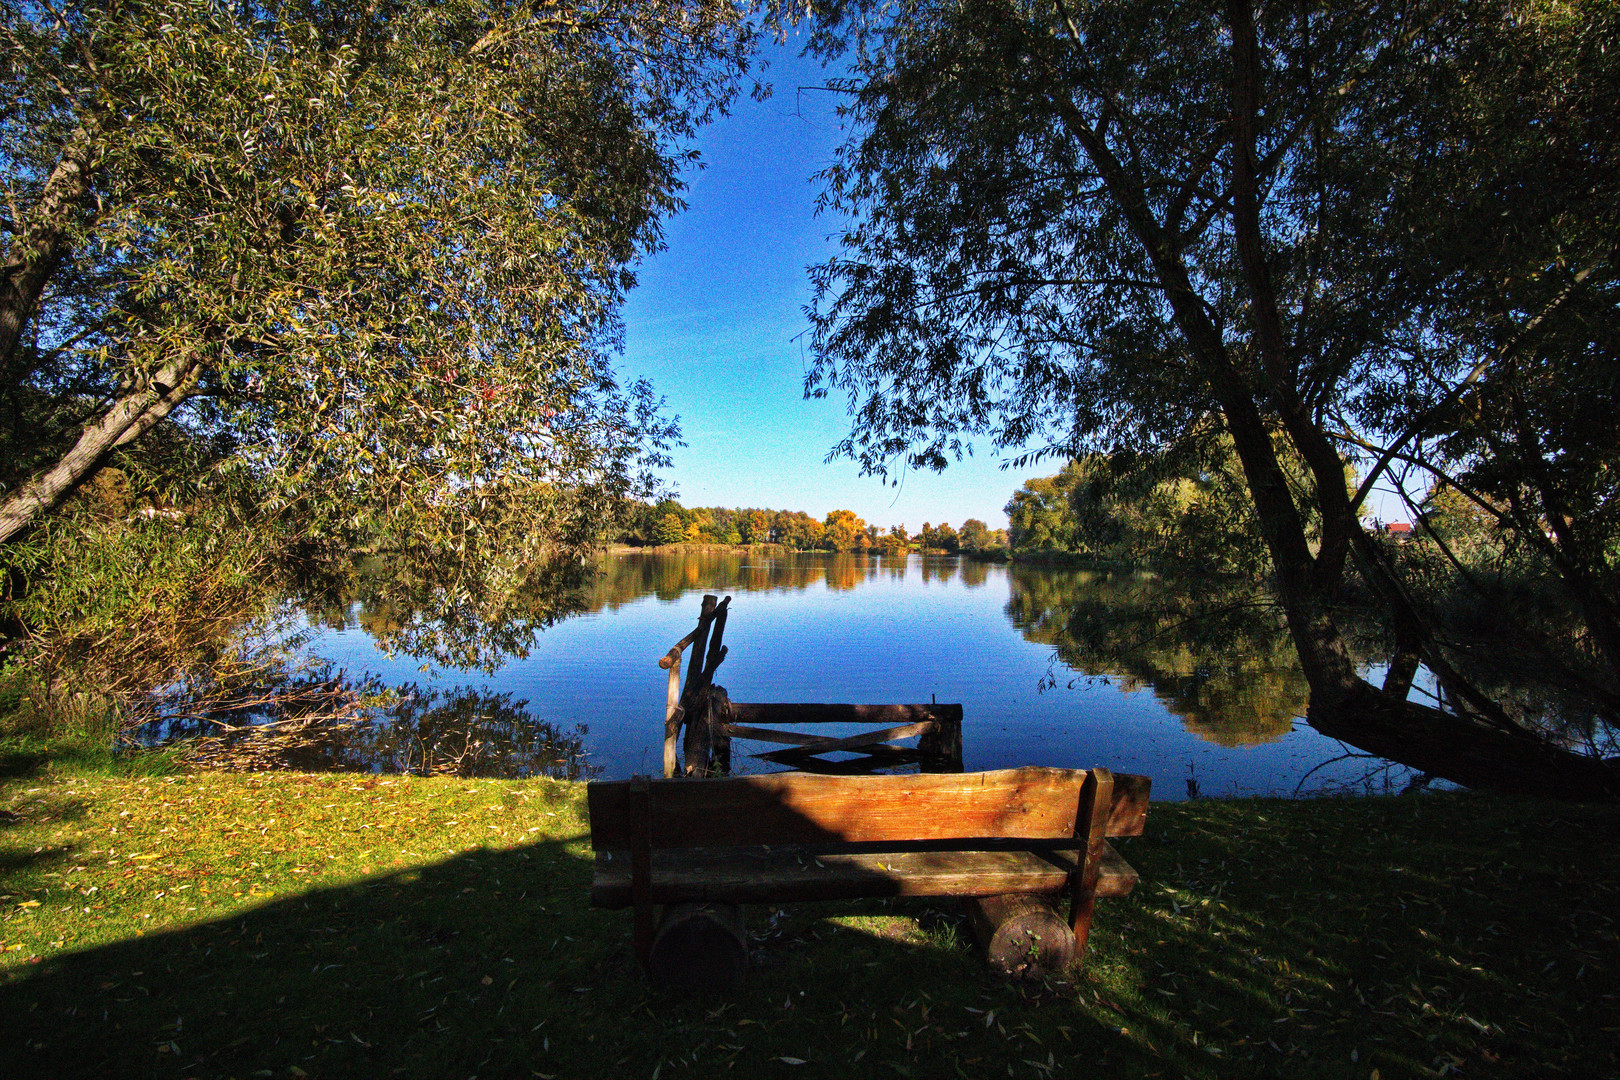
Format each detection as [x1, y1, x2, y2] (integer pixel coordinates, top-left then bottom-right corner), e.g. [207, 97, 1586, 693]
[617, 35, 1410, 530]
[617, 36, 1027, 531]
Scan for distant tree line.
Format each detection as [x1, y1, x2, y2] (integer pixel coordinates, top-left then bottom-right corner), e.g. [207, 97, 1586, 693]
[615, 500, 1008, 555]
[1004, 428, 1307, 576]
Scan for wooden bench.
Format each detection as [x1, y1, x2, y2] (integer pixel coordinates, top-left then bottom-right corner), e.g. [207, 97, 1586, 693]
[587, 766, 1150, 988]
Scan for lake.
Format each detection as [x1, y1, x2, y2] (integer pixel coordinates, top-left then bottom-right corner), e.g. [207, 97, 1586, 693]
[301, 548, 1424, 799]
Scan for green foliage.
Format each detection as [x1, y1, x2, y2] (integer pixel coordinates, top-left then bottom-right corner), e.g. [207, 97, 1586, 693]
[1351, 0, 1620, 593]
[821, 508, 868, 551]
[916, 520, 958, 552]
[775, 509, 826, 550]
[956, 517, 994, 552]
[0, 503, 290, 735]
[655, 511, 688, 546]
[801, 0, 1620, 736]
[0, 0, 766, 717]
[1006, 436, 1282, 575]
[2, 0, 759, 562]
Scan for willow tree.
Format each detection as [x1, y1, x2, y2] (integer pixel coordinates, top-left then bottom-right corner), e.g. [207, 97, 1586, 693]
[805, 0, 1619, 796]
[1, 0, 757, 579]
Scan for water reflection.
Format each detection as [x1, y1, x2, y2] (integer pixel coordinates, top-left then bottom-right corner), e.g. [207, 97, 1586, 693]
[297, 555, 592, 673]
[585, 549, 992, 608]
[1007, 567, 1312, 747]
[135, 675, 596, 780]
[273, 549, 1440, 794]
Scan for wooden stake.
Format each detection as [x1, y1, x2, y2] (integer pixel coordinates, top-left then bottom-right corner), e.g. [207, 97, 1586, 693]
[663, 654, 682, 779]
[629, 776, 654, 967]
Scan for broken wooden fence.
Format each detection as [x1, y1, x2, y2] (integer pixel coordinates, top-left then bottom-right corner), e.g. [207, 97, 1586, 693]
[658, 595, 964, 777]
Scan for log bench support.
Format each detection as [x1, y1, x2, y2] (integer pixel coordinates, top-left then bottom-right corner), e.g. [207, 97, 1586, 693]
[588, 767, 1150, 991]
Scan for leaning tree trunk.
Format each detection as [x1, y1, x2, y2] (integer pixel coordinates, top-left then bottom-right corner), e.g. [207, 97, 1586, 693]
[1311, 681, 1620, 800]
[1046, 5, 1620, 801]
[0, 354, 202, 544]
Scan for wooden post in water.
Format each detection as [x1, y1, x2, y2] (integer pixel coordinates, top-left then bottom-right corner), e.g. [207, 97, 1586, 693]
[657, 594, 731, 777]
[663, 651, 683, 779]
[709, 686, 733, 776]
[917, 704, 964, 772]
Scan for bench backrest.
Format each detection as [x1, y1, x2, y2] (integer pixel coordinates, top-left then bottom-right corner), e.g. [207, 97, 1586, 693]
[587, 767, 1150, 851]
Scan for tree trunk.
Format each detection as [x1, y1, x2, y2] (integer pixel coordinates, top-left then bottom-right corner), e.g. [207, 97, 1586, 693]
[0, 354, 202, 544]
[1311, 681, 1620, 800]
[1, 120, 99, 379]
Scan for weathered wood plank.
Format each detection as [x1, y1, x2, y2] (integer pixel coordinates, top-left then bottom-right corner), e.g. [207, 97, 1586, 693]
[728, 703, 962, 726]
[753, 721, 938, 760]
[722, 724, 854, 747]
[586, 768, 1151, 850]
[1037, 843, 1140, 896]
[592, 840, 1139, 907]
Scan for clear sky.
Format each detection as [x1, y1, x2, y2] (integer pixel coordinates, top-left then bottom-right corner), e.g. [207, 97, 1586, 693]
[617, 36, 1028, 532]
[617, 35, 1411, 530]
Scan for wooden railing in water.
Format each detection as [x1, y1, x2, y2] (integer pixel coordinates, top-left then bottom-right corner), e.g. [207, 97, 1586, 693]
[656, 596, 963, 777]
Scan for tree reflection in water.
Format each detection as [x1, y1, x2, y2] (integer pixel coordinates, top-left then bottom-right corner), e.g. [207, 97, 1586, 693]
[135, 672, 596, 780]
[584, 549, 995, 608]
[1006, 567, 1313, 747]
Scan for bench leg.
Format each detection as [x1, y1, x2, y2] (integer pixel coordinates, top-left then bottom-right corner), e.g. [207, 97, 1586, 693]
[972, 893, 1076, 976]
[630, 776, 655, 967]
[1068, 889, 1097, 964]
[647, 902, 748, 994]
[634, 902, 656, 968]
[1069, 767, 1114, 969]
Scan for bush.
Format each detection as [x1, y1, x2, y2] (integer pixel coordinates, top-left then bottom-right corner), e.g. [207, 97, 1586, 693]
[1, 506, 291, 740]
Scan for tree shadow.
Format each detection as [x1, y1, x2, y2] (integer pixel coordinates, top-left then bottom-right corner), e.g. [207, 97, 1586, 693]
[7, 792, 1615, 1080]
[5, 836, 627, 1078]
[3, 835, 1088, 1080]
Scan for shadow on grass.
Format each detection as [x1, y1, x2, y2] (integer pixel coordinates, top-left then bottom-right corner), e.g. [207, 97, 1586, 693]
[5, 836, 629, 1079]
[5, 795, 1618, 1080]
[1086, 798, 1620, 1079]
[7, 836, 1051, 1080]
[0, 747, 49, 779]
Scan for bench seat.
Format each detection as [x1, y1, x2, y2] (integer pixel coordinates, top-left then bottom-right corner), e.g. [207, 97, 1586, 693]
[586, 766, 1150, 982]
[591, 840, 1140, 908]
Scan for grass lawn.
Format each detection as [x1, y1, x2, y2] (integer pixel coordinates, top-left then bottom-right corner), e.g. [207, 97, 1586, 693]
[2, 753, 1617, 1079]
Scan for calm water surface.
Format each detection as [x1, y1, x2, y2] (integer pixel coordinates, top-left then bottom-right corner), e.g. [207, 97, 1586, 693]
[304, 550, 1421, 798]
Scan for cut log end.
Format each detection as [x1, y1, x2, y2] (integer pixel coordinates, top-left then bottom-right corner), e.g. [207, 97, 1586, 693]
[969, 893, 1076, 978]
[646, 902, 748, 995]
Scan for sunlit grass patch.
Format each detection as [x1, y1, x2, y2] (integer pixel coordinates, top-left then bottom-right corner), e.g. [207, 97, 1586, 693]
[1, 771, 587, 964]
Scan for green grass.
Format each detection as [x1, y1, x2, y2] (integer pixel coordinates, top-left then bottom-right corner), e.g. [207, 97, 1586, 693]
[2, 758, 1616, 1079]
